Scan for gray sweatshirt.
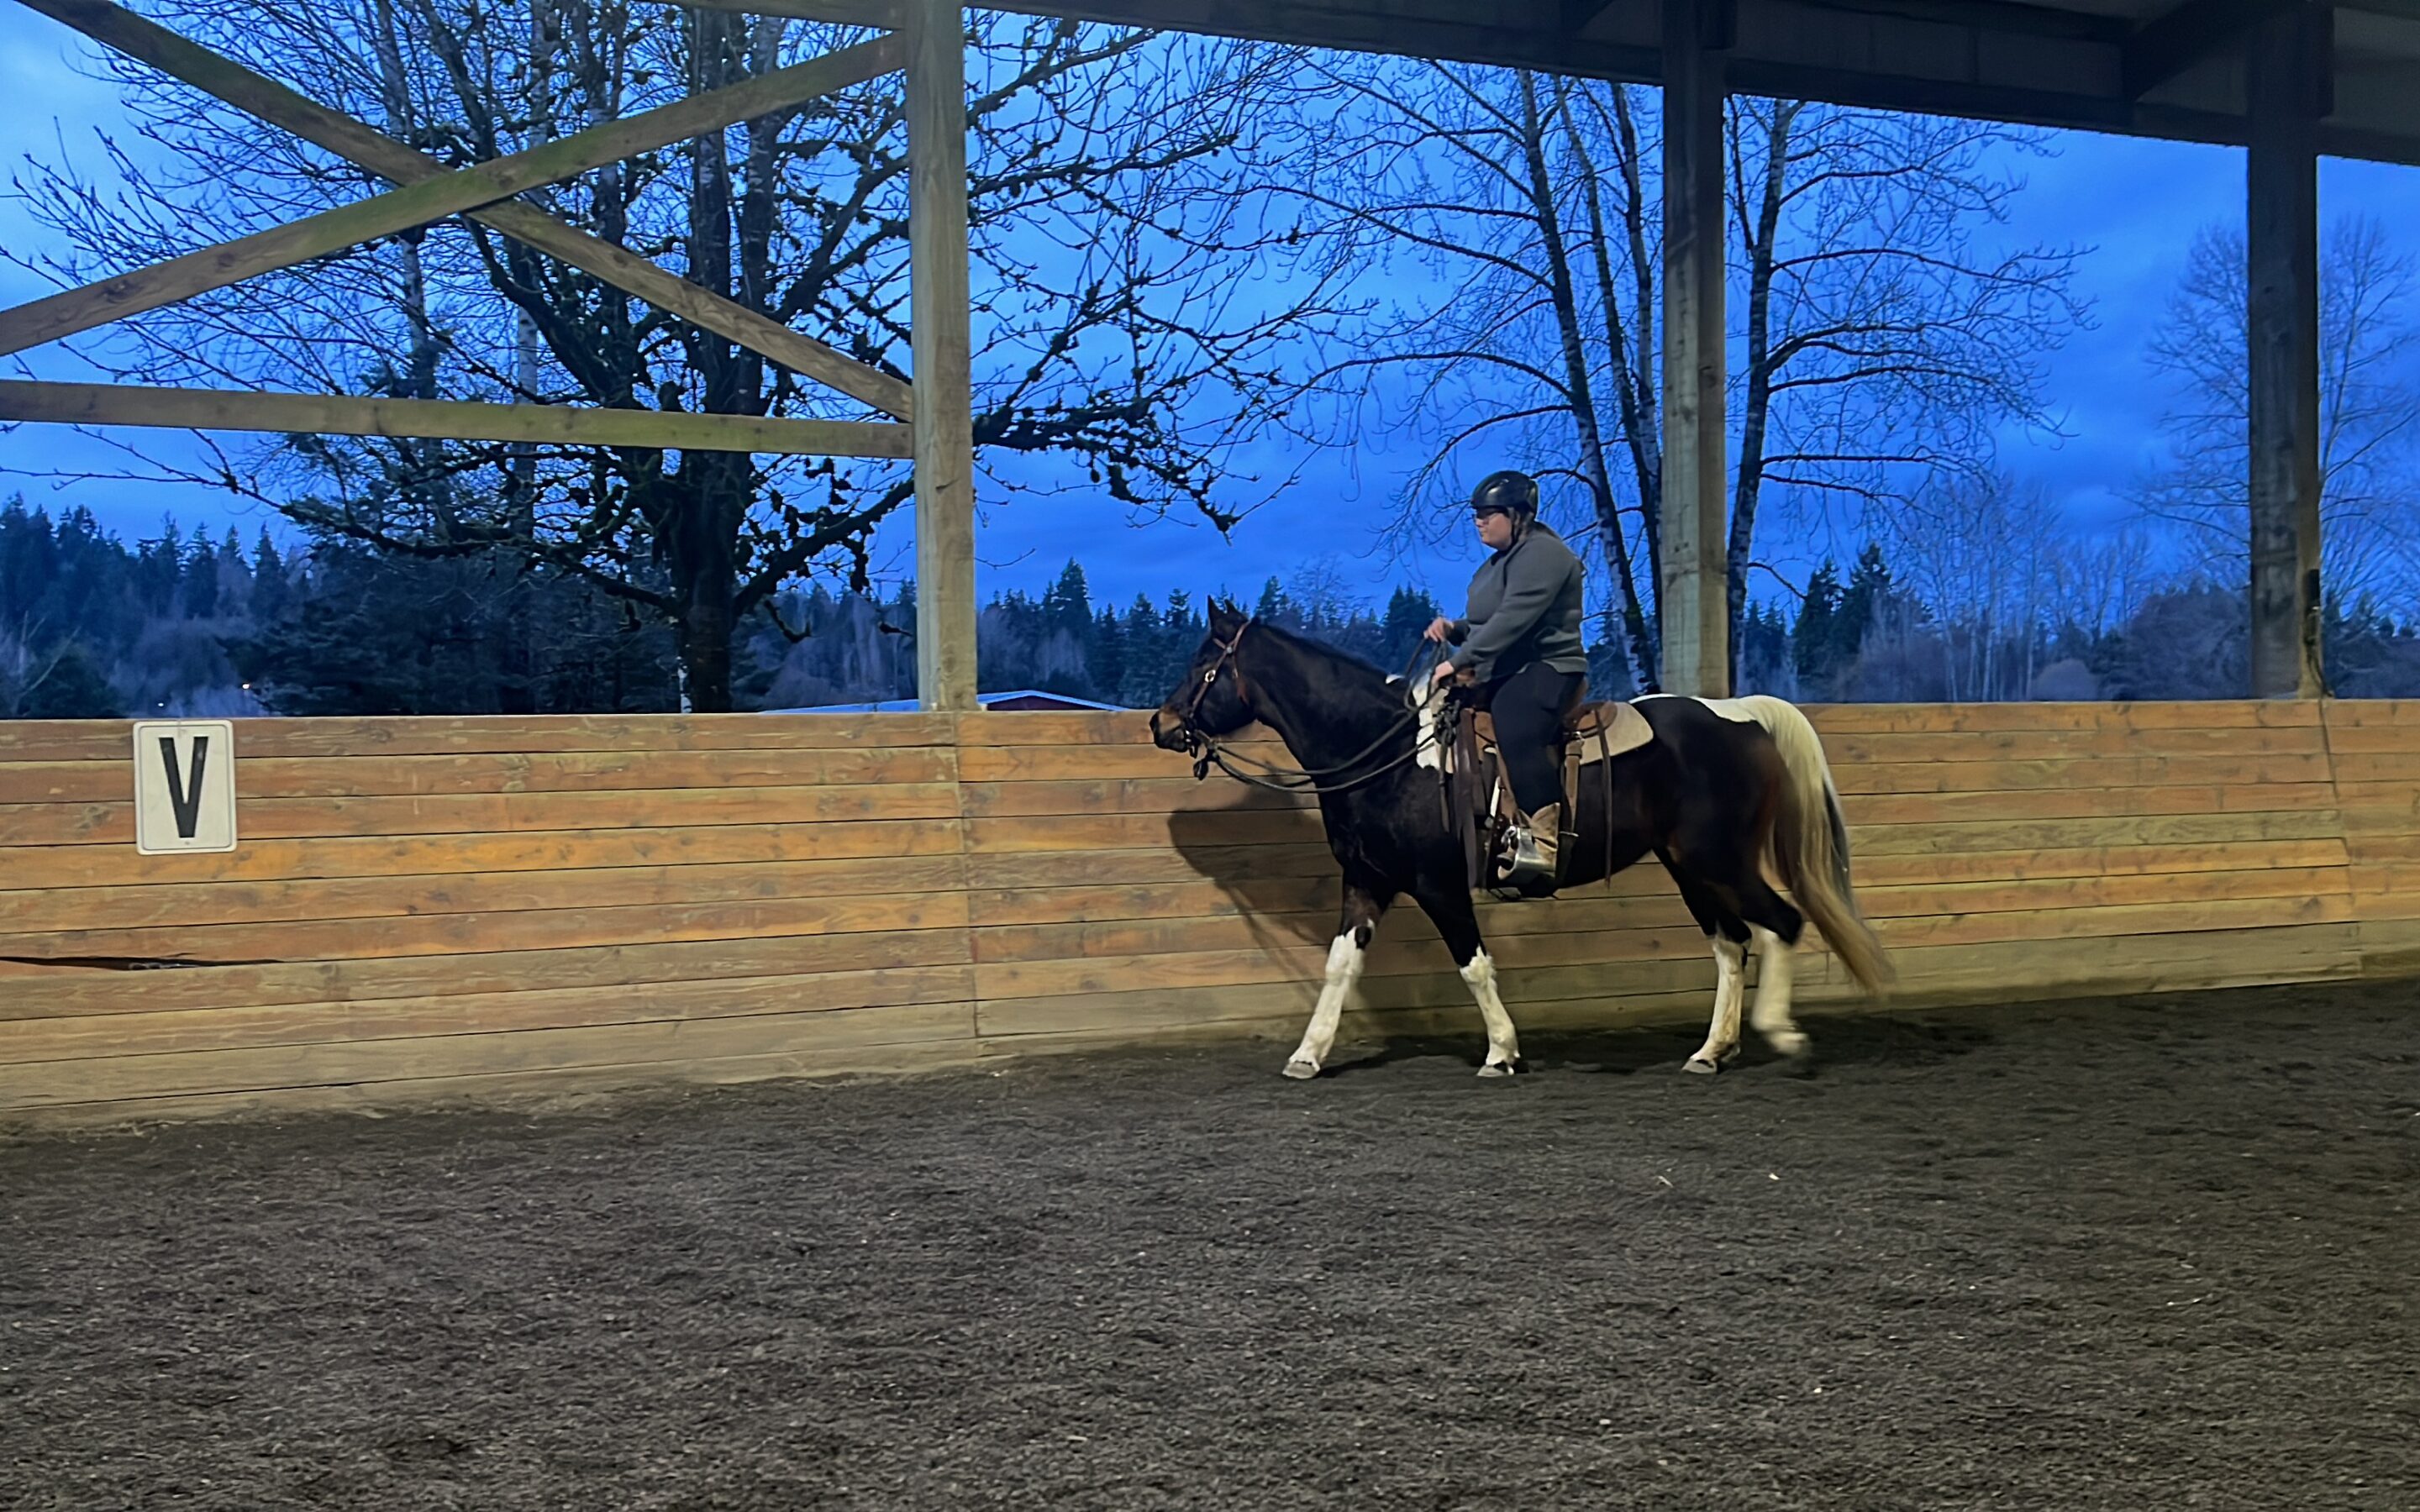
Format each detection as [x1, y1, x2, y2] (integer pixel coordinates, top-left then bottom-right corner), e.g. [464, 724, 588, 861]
[1446, 522, 1588, 682]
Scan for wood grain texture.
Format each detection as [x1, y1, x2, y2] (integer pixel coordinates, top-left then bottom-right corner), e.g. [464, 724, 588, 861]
[5, 700, 2413, 1120]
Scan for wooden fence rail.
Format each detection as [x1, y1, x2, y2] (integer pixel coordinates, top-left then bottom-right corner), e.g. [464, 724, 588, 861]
[2, 700, 2411, 1124]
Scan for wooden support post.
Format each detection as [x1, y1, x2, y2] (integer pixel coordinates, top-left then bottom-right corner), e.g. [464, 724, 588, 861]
[906, 0, 977, 712]
[1658, 0, 1730, 696]
[2245, 3, 2328, 698]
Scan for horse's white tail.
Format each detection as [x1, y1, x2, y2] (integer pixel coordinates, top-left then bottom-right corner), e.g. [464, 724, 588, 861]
[1732, 695, 1896, 997]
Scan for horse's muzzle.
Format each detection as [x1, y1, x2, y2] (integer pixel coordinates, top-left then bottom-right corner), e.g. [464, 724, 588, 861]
[1148, 710, 1192, 752]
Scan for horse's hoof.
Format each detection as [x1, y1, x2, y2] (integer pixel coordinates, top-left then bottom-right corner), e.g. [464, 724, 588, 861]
[1683, 1054, 1723, 1075]
[1281, 1058, 1321, 1080]
[1477, 1057, 1526, 1079]
[1765, 1030, 1811, 1059]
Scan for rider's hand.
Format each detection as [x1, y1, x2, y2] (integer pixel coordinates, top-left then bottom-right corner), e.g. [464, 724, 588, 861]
[1423, 617, 1454, 643]
[1430, 660, 1458, 686]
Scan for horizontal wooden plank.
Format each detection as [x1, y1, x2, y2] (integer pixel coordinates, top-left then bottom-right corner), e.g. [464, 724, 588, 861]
[1845, 808, 2347, 855]
[960, 777, 1312, 818]
[964, 843, 1341, 890]
[1841, 783, 2342, 827]
[0, 818, 964, 890]
[0, 927, 972, 1020]
[1870, 892, 2353, 951]
[961, 744, 1303, 783]
[1796, 923, 2364, 1005]
[973, 925, 1719, 1001]
[0, 712, 962, 761]
[967, 866, 1675, 930]
[1817, 725, 2328, 764]
[0, 889, 967, 968]
[1832, 753, 2335, 795]
[0, 999, 977, 1110]
[1853, 837, 2349, 887]
[2325, 752, 2420, 785]
[2321, 699, 2420, 727]
[0, 782, 962, 847]
[2, 747, 955, 804]
[973, 891, 1698, 964]
[0, 853, 971, 935]
[2356, 917, 2420, 975]
[1856, 864, 2351, 920]
[956, 711, 1170, 745]
[966, 811, 1325, 853]
[975, 963, 1727, 1040]
[2315, 721, 2420, 753]
[1802, 701, 2323, 733]
[0, 964, 978, 1064]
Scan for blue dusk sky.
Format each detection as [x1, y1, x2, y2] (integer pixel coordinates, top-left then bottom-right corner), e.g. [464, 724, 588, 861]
[3, 5, 2417, 617]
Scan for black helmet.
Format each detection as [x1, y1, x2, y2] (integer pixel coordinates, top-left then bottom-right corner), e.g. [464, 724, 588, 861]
[1470, 469, 1539, 518]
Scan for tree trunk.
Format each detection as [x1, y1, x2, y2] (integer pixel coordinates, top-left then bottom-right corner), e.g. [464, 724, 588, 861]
[1727, 101, 1794, 687]
[1565, 83, 1660, 686]
[1533, 76, 1654, 690]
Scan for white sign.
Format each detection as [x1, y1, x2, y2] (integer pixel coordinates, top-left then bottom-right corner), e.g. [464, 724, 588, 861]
[131, 720, 239, 854]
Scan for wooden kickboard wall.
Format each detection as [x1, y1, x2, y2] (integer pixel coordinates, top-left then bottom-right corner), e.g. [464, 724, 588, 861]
[0, 700, 2409, 1123]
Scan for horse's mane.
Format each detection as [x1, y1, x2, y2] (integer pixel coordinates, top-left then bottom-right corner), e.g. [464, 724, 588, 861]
[1249, 621, 1396, 684]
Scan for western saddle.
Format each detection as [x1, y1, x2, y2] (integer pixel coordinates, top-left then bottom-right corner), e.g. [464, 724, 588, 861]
[1443, 679, 1653, 898]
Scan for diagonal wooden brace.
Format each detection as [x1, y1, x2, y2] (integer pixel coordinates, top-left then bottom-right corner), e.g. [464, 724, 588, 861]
[0, 18, 904, 365]
[638, 0, 905, 27]
[0, 378, 914, 456]
[13, 0, 912, 419]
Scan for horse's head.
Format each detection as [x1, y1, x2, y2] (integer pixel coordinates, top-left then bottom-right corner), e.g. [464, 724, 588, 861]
[1150, 596, 1258, 753]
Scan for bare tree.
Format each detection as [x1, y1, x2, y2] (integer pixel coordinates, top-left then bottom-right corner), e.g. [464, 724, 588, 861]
[8, 1, 1349, 707]
[1271, 61, 2084, 688]
[2133, 215, 2420, 606]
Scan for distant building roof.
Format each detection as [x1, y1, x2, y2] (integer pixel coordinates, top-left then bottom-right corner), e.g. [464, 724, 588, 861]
[758, 689, 1131, 713]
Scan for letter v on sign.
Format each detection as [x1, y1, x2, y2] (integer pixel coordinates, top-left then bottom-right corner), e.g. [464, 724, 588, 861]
[132, 719, 239, 854]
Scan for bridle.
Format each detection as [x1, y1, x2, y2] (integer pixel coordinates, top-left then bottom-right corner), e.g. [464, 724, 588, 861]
[1166, 617, 1454, 796]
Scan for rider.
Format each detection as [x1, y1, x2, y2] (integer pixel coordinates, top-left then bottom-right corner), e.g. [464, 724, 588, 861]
[1425, 470, 1588, 894]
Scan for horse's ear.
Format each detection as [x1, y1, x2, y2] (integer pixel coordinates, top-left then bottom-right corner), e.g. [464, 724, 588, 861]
[1207, 596, 1244, 634]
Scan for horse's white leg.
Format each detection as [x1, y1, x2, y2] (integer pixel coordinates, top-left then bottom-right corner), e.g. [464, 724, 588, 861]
[1460, 948, 1525, 1077]
[1284, 928, 1370, 1079]
[1748, 923, 1808, 1058]
[1685, 933, 1748, 1074]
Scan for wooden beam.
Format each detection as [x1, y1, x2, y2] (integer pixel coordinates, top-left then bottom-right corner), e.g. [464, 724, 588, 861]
[1657, 0, 1728, 697]
[906, 0, 978, 713]
[2123, 0, 2304, 101]
[2245, 5, 2328, 697]
[0, 31, 904, 360]
[0, 379, 914, 457]
[14, 0, 912, 421]
[636, 0, 905, 27]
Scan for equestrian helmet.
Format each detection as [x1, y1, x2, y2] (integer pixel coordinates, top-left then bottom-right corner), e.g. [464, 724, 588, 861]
[1470, 469, 1540, 518]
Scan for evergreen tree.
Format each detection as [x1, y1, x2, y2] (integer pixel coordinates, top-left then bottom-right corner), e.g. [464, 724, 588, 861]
[250, 532, 293, 623]
[16, 643, 120, 718]
[1793, 559, 1843, 691]
[181, 525, 220, 620]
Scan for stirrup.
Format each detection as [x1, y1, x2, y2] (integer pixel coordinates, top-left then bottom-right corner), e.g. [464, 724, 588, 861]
[1491, 805, 1561, 900]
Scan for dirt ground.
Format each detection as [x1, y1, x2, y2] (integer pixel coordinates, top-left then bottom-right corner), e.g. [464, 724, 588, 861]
[4, 979, 2417, 1511]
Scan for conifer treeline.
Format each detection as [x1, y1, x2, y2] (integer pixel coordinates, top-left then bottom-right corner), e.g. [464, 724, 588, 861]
[5, 498, 2417, 717]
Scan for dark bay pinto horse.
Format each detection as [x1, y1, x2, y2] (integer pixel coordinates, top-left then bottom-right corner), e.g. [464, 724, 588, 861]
[1150, 599, 1894, 1079]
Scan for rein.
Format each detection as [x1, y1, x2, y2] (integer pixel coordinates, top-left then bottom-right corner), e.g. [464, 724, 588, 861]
[1171, 620, 1449, 797]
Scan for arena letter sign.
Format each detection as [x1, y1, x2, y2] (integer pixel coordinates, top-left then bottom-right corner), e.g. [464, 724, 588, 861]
[131, 719, 239, 854]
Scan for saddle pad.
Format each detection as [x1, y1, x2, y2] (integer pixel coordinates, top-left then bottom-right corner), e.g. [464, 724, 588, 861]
[1470, 699, 1653, 761]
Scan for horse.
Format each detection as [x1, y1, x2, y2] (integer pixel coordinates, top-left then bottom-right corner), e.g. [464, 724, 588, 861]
[1148, 597, 1894, 1080]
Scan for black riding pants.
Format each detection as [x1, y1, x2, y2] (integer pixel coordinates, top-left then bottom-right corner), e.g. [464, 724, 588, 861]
[1484, 661, 1584, 816]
